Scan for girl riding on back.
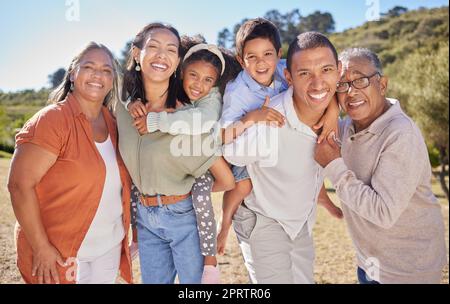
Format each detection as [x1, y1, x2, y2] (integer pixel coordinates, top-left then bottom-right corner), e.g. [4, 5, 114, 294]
[127, 35, 241, 283]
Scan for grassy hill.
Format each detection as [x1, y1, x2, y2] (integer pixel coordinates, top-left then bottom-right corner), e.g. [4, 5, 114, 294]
[330, 6, 448, 65]
[0, 6, 448, 153]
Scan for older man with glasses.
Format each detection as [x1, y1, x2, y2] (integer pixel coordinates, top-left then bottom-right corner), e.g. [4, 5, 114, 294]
[314, 48, 447, 284]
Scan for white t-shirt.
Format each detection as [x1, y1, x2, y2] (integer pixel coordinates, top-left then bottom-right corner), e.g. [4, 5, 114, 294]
[77, 135, 125, 260]
[223, 87, 323, 240]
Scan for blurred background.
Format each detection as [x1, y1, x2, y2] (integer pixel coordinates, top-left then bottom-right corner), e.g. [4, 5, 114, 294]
[0, 0, 448, 283]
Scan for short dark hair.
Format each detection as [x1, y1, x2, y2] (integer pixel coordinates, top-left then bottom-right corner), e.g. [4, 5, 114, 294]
[286, 32, 338, 72]
[235, 18, 281, 59]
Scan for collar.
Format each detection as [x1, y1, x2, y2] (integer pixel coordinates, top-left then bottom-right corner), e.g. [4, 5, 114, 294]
[283, 87, 318, 138]
[241, 69, 265, 93]
[348, 98, 401, 136]
[240, 60, 289, 94]
[68, 93, 118, 148]
[65, 93, 84, 118]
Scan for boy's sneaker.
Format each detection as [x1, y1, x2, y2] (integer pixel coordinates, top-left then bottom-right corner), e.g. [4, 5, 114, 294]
[201, 265, 221, 284]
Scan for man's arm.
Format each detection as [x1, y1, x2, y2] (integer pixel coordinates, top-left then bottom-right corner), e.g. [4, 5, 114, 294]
[317, 131, 424, 229]
[223, 123, 277, 167]
[221, 96, 285, 145]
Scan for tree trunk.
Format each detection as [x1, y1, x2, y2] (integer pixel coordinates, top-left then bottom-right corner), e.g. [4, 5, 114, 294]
[438, 145, 449, 201]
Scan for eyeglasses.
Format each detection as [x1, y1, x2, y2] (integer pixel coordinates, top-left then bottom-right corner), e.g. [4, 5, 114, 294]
[336, 72, 380, 93]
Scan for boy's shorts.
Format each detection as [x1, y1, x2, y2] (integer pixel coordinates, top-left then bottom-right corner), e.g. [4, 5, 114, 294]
[231, 165, 250, 183]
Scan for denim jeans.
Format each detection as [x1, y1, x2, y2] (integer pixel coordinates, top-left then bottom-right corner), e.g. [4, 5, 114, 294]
[357, 267, 380, 284]
[231, 165, 250, 182]
[136, 196, 204, 284]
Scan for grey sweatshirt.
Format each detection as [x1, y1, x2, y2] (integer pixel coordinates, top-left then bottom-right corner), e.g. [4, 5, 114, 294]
[324, 99, 447, 284]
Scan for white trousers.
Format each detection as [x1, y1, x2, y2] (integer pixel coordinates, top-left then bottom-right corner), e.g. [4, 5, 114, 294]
[232, 204, 315, 284]
[76, 243, 122, 284]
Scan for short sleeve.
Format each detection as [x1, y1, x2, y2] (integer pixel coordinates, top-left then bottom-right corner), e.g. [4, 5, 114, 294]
[15, 106, 66, 156]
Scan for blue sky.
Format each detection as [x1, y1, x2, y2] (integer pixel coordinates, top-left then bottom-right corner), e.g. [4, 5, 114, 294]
[0, 0, 448, 92]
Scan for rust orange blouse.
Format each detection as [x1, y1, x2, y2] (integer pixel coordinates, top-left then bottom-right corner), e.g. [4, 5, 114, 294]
[14, 94, 133, 284]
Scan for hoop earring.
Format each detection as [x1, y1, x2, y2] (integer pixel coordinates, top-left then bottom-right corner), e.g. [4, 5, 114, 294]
[135, 62, 141, 72]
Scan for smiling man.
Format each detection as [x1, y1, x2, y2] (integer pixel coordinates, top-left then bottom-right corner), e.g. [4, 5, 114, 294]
[315, 48, 447, 284]
[223, 32, 341, 283]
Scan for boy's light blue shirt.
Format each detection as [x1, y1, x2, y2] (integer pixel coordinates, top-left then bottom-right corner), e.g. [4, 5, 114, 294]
[220, 59, 289, 128]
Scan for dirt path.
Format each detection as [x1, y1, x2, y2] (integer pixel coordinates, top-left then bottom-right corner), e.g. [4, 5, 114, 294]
[0, 158, 448, 284]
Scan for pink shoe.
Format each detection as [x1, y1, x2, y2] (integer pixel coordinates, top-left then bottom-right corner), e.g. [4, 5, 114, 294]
[129, 241, 139, 261]
[201, 265, 221, 284]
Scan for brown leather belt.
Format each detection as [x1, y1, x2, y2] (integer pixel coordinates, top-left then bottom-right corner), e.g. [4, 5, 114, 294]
[139, 193, 191, 207]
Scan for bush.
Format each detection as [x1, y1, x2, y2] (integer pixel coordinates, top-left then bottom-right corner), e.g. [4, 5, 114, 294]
[415, 18, 444, 37]
[0, 150, 12, 158]
[374, 30, 390, 40]
[0, 142, 14, 154]
[379, 52, 396, 65]
[428, 145, 441, 168]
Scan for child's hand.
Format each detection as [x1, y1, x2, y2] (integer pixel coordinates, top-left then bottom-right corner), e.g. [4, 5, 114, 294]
[245, 96, 285, 127]
[313, 115, 339, 144]
[133, 116, 148, 135]
[128, 99, 147, 119]
[313, 94, 339, 144]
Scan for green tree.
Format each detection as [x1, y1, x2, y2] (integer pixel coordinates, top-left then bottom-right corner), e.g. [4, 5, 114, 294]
[216, 8, 304, 49]
[0, 105, 13, 146]
[264, 9, 285, 34]
[283, 9, 301, 43]
[119, 40, 132, 70]
[298, 11, 335, 34]
[382, 6, 408, 18]
[217, 28, 233, 48]
[48, 68, 67, 89]
[390, 43, 449, 199]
